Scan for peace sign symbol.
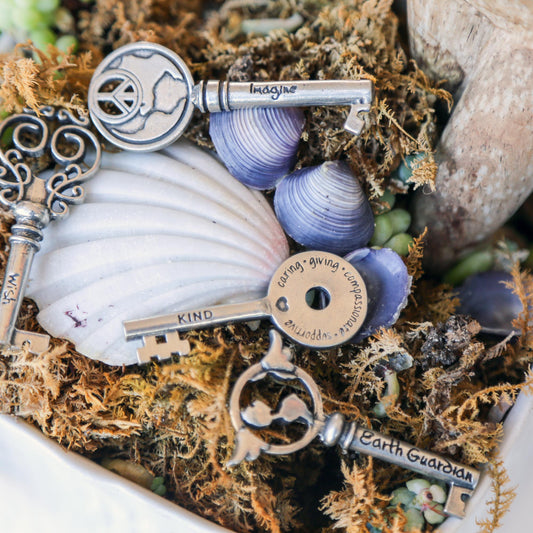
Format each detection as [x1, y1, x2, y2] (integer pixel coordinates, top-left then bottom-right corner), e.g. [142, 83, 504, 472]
[90, 69, 142, 125]
[88, 42, 195, 151]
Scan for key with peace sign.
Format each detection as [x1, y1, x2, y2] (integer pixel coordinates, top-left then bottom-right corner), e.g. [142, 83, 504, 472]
[88, 42, 374, 152]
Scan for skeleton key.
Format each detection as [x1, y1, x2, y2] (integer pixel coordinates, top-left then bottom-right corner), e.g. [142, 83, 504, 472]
[228, 330, 480, 519]
[88, 41, 374, 152]
[0, 107, 101, 354]
[124, 251, 368, 363]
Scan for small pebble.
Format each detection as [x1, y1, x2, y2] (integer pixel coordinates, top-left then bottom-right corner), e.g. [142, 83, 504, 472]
[55, 34, 78, 53]
[405, 508, 425, 531]
[406, 478, 430, 494]
[241, 13, 304, 35]
[390, 486, 415, 507]
[428, 484, 447, 504]
[101, 458, 154, 489]
[29, 27, 56, 49]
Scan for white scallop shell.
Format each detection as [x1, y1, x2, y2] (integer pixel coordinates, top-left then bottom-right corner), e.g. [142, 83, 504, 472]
[26, 140, 289, 366]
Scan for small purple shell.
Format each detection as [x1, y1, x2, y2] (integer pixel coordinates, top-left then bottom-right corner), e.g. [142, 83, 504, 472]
[457, 271, 523, 335]
[209, 107, 305, 190]
[274, 161, 375, 255]
[345, 247, 412, 341]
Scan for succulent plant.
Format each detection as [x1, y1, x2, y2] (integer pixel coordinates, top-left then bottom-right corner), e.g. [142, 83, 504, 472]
[390, 478, 448, 530]
[0, 0, 78, 53]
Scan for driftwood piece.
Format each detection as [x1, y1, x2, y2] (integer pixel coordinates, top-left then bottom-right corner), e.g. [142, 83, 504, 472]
[407, 0, 533, 271]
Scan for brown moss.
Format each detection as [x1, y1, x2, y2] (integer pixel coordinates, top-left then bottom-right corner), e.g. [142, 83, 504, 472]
[476, 460, 517, 533]
[0, 43, 97, 115]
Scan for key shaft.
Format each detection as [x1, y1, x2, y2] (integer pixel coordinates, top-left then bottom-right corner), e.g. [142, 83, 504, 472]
[194, 79, 373, 136]
[124, 297, 272, 341]
[321, 413, 479, 491]
[194, 79, 373, 112]
[0, 202, 48, 350]
[124, 251, 368, 363]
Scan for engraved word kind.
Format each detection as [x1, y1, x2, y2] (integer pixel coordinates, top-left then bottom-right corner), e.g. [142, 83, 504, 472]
[176, 310, 213, 325]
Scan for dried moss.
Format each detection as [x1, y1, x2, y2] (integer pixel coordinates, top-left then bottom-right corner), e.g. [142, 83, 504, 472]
[1, 0, 451, 197]
[476, 460, 517, 533]
[0, 43, 96, 115]
[0, 1, 531, 532]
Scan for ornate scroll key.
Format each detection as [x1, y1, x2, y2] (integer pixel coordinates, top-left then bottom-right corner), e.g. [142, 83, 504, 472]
[88, 42, 374, 151]
[228, 330, 480, 518]
[0, 107, 101, 354]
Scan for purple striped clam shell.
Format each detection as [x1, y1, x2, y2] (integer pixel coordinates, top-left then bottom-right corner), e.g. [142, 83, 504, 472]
[209, 107, 305, 190]
[457, 271, 524, 336]
[345, 247, 412, 341]
[274, 161, 375, 255]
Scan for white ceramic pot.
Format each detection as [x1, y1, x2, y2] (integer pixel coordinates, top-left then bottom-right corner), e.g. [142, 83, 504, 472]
[0, 389, 531, 532]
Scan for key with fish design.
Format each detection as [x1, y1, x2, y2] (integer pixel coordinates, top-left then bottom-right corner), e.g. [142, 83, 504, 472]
[228, 329, 480, 519]
[123, 251, 368, 363]
[0, 107, 101, 354]
[88, 41, 374, 152]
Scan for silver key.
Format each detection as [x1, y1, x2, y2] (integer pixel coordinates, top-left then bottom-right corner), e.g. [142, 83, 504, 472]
[0, 107, 101, 354]
[88, 41, 374, 152]
[124, 250, 368, 363]
[228, 330, 480, 519]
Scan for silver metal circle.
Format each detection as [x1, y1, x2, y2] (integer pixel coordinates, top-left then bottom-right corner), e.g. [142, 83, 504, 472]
[267, 251, 368, 348]
[88, 42, 195, 152]
[89, 68, 143, 126]
[229, 361, 323, 457]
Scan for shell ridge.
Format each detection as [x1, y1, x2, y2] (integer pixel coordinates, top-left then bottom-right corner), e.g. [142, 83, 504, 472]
[38, 203, 281, 262]
[100, 153, 273, 230]
[162, 141, 277, 228]
[83, 171, 276, 239]
[29, 235, 279, 299]
[29, 258, 271, 305]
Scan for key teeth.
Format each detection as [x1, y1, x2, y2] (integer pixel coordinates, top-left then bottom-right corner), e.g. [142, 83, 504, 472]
[444, 484, 473, 518]
[136, 331, 191, 365]
[12, 329, 50, 355]
[344, 103, 371, 136]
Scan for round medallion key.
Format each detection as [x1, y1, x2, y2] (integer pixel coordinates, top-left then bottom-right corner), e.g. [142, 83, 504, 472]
[267, 251, 368, 348]
[88, 42, 195, 151]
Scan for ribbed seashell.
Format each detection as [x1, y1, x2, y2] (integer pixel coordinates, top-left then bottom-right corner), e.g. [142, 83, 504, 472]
[457, 271, 524, 336]
[25, 139, 289, 366]
[209, 107, 305, 189]
[274, 161, 375, 255]
[345, 247, 412, 341]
